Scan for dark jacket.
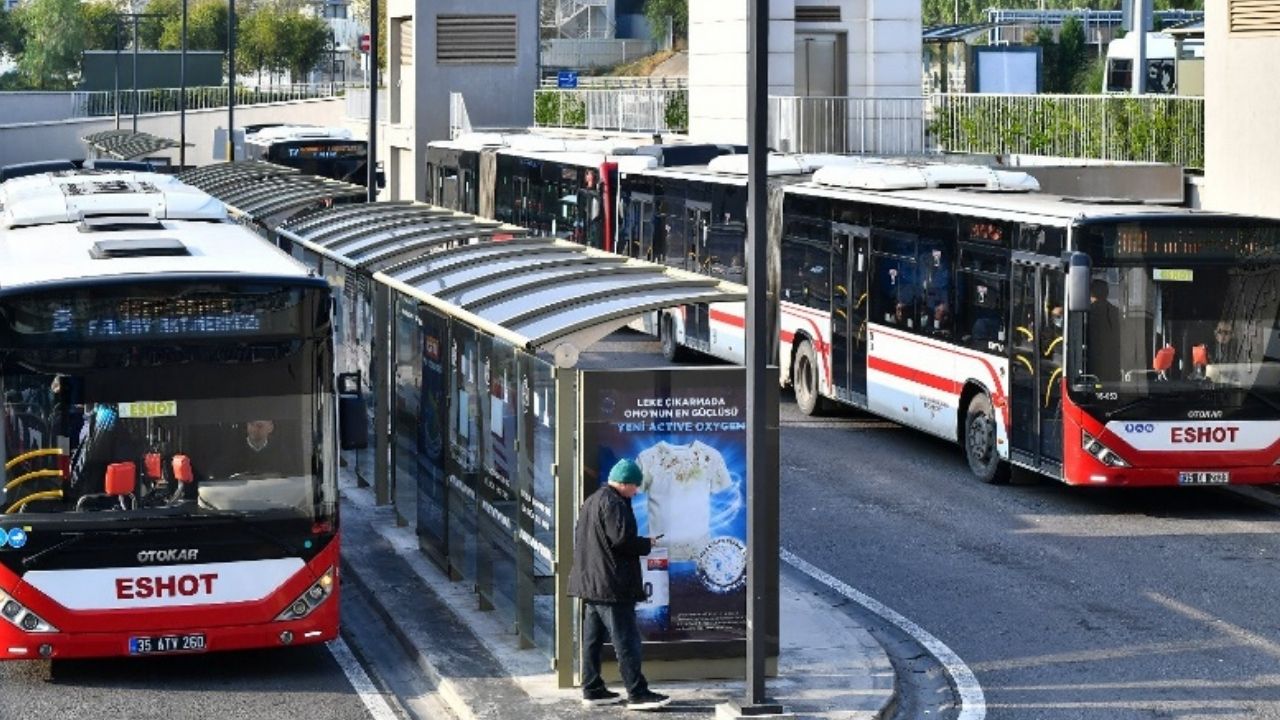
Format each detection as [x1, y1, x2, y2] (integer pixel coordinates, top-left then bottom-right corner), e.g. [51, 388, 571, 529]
[568, 485, 652, 603]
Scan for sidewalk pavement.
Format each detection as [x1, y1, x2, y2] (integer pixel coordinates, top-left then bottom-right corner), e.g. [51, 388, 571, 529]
[337, 472, 897, 720]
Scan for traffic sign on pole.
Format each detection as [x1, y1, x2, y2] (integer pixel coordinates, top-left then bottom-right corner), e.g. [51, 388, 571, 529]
[359, 33, 371, 53]
[557, 71, 579, 89]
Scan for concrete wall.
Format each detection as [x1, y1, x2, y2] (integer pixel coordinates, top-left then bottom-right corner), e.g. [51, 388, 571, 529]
[0, 98, 345, 169]
[1202, 3, 1280, 217]
[384, 0, 538, 202]
[540, 38, 656, 70]
[688, 0, 922, 144]
[0, 93, 86, 124]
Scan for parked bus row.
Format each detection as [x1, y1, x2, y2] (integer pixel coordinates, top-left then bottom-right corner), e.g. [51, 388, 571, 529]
[0, 167, 359, 662]
[425, 133, 1280, 489]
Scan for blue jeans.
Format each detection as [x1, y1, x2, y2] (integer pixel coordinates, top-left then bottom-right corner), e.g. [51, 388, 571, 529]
[581, 601, 648, 697]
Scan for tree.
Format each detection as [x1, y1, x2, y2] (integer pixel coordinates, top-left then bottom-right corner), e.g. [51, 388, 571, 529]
[82, 2, 130, 51]
[157, 0, 229, 51]
[349, 0, 386, 72]
[237, 3, 278, 83]
[643, 0, 686, 45]
[278, 11, 328, 80]
[17, 0, 86, 88]
[0, 4, 26, 60]
[139, 0, 180, 49]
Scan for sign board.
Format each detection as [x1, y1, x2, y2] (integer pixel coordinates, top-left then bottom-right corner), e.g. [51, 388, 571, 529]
[557, 71, 579, 89]
[359, 34, 371, 53]
[579, 367, 753, 647]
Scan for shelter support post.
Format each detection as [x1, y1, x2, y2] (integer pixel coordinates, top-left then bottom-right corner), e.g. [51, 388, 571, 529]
[554, 367, 577, 688]
[374, 282, 392, 506]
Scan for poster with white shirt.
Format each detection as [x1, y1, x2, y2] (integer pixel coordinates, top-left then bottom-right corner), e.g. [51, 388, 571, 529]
[580, 367, 748, 644]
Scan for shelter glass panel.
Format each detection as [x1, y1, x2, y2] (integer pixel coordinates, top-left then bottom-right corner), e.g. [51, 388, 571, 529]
[447, 323, 482, 582]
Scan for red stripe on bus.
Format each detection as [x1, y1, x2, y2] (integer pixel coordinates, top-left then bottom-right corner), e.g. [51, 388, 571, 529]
[709, 309, 745, 328]
[867, 356, 964, 396]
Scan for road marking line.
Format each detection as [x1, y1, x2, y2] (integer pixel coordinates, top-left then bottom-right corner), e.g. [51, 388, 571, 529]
[780, 548, 986, 720]
[329, 636, 402, 720]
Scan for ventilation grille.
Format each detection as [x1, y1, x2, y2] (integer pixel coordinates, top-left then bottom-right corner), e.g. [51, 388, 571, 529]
[63, 180, 159, 196]
[796, 5, 841, 23]
[399, 19, 414, 66]
[436, 14, 517, 64]
[1230, 0, 1280, 34]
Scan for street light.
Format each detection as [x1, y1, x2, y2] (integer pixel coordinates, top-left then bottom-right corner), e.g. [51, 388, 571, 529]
[227, 0, 237, 160]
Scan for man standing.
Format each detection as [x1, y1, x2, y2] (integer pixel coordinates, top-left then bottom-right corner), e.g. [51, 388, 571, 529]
[568, 458, 670, 711]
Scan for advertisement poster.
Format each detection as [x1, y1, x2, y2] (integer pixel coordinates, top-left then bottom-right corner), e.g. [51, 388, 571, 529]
[580, 368, 747, 644]
[415, 306, 449, 560]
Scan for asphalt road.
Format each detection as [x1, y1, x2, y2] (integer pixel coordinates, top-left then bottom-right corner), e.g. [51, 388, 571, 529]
[0, 593, 399, 720]
[779, 396, 1280, 720]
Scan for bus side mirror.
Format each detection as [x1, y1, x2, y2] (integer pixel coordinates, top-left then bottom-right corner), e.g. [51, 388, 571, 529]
[1068, 252, 1091, 313]
[337, 372, 369, 450]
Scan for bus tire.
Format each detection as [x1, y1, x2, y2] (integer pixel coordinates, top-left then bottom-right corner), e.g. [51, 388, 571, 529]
[660, 314, 688, 363]
[793, 340, 827, 416]
[964, 393, 1009, 484]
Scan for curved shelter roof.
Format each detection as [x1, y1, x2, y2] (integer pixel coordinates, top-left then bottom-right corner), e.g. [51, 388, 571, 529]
[82, 130, 186, 160]
[273, 203, 747, 367]
[178, 162, 366, 226]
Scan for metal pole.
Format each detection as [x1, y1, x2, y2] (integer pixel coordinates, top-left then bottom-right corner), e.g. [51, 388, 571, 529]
[367, 0, 378, 201]
[227, 0, 236, 160]
[180, 0, 188, 168]
[131, 14, 139, 132]
[1132, 0, 1149, 95]
[114, 17, 121, 130]
[330, 29, 337, 95]
[741, 0, 781, 711]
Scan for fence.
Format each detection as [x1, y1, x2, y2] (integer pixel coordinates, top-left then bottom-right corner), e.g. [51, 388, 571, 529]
[537, 75, 686, 89]
[533, 87, 687, 133]
[71, 84, 340, 119]
[769, 96, 928, 155]
[929, 93, 1205, 169]
[539, 39, 656, 71]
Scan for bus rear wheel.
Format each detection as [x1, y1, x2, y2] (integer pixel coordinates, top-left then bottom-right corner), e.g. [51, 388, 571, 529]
[660, 314, 687, 363]
[964, 393, 1009, 484]
[793, 340, 826, 416]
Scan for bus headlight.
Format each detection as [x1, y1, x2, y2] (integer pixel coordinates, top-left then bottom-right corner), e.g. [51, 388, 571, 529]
[1082, 431, 1131, 468]
[275, 567, 335, 622]
[0, 588, 58, 634]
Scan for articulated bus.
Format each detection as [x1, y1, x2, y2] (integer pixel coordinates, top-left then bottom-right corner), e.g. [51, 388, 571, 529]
[426, 134, 738, 252]
[784, 164, 1280, 485]
[245, 125, 369, 186]
[0, 169, 344, 661]
[620, 158, 1280, 486]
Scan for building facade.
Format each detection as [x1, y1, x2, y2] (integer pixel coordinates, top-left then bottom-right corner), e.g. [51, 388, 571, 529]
[382, 0, 538, 202]
[1203, 1, 1280, 216]
[688, 0, 922, 146]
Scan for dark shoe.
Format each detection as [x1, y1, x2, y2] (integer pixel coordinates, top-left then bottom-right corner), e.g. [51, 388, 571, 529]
[582, 687, 624, 707]
[627, 690, 670, 711]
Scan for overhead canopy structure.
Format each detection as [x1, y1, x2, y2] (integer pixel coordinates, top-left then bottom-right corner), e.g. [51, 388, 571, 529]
[82, 130, 186, 160]
[178, 161, 366, 226]
[922, 23, 1004, 43]
[274, 203, 747, 366]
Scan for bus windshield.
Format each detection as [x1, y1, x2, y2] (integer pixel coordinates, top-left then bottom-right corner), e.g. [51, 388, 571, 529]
[1074, 221, 1280, 417]
[0, 284, 333, 524]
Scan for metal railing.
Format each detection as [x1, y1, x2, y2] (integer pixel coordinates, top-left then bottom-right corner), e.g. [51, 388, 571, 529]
[344, 87, 387, 121]
[929, 93, 1205, 169]
[70, 84, 340, 119]
[450, 92, 472, 139]
[769, 96, 929, 155]
[533, 87, 687, 133]
[537, 75, 686, 89]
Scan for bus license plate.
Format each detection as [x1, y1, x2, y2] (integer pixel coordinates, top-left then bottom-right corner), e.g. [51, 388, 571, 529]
[128, 633, 206, 655]
[1179, 471, 1229, 485]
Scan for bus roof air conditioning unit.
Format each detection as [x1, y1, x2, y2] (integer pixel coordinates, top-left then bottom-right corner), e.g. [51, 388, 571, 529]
[89, 237, 191, 259]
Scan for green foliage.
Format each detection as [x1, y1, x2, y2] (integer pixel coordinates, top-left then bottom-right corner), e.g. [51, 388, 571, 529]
[533, 90, 586, 128]
[664, 89, 687, 131]
[140, 0, 180, 49]
[158, 0, 229, 52]
[931, 95, 1204, 169]
[279, 12, 330, 79]
[643, 0, 686, 45]
[17, 0, 86, 88]
[80, 2, 127, 51]
[0, 4, 25, 59]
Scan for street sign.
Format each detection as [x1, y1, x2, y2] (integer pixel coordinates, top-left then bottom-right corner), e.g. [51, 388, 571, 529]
[359, 34, 371, 53]
[557, 71, 579, 89]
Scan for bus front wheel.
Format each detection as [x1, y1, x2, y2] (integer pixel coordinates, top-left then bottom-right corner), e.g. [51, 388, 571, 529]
[793, 340, 826, 416]
[964, 393, 1009, 484]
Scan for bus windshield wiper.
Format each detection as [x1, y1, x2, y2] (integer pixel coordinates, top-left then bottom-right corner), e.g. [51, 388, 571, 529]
[21, 528, 139, 569]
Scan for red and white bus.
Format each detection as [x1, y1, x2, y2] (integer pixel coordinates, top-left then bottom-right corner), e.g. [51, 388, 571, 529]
[0, 169, 346, 660]
[778, 162, 1280, 485]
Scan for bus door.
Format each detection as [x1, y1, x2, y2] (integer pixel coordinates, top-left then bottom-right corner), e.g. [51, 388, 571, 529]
[623, 192, 655, 259]
[685, 201, 712, 348]
[831, 223, 870, 405]
[1009, 258, 1066, 472]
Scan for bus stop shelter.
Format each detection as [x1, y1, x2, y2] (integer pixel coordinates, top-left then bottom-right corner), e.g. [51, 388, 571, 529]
[189, 175, 774, 687]
[82, 130, 186, 161]
[178, 162, 367, 229]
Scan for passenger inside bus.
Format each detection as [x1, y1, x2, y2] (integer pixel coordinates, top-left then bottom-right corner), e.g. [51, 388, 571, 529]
[1087, 279, 1123, 381]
